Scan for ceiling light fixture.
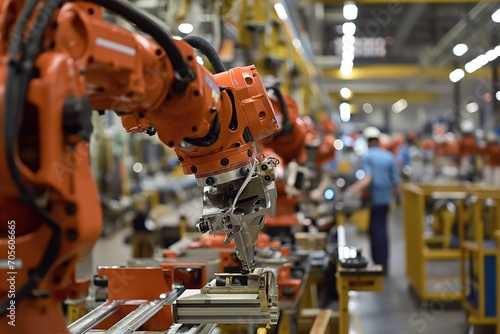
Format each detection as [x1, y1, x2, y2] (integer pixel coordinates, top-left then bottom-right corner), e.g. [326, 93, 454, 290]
[466, 102, 479, 113]
[391, 99, 408, 113]
[274, 3, 288, 20]
[342, 22, 356, 36]
[178, 23, 194, 34]
[340, 61, 353, 76]
[340, 87, 352, 99]
[334, 139, 344, 150]
[492, 8, 500, 23]
[342, 34, 356, 46]
[486, 49, 498, 61]
[452, 43, 468, 57]
[340, 102, 351, 122]
[362, 103, 373, 113]
[496, 91, 500, 101]
[343, 1, 358, 20]
[449, 69, 465, 83]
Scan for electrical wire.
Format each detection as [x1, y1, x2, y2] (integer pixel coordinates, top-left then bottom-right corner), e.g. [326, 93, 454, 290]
[0, 0, 199, 315]
[182, 35, 226, 73]
[266, 85, 292, 138]
[1, 0, 63, 317]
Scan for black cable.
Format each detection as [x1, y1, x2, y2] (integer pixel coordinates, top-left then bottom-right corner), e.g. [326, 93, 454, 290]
[184, 113, 221, 147]
[266, 85, 292, 138]
[2, 0, 195, 315]
[182, 35, 226, 74]
[1, 0, 62, 317]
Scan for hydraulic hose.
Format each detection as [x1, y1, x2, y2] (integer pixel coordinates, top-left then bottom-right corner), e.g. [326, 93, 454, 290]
[266, 85, 292, 138]
[183, 35, 227, 74]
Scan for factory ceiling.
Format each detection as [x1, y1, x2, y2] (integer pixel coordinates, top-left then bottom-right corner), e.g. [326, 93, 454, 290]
[129, 0, 498, 122]
[295, 1, 499, 109]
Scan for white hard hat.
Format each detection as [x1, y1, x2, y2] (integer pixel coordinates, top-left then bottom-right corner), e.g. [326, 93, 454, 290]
[486, 131, 498, 143]
[460, 119, 474, 134]
[363, 126, 381, 140]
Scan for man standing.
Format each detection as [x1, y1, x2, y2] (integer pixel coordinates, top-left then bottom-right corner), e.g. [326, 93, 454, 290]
[346, 126, 400, 274]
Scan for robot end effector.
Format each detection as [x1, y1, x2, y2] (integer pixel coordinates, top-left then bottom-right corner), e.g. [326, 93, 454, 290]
[196, 156, 278, 274]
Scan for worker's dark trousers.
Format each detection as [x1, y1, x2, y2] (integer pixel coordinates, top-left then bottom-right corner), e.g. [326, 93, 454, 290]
[369, 205, 389, 270]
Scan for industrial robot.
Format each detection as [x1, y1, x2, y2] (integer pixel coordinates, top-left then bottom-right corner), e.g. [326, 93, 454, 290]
[259, 85, 336, 237]
[0, 1, 281, 332]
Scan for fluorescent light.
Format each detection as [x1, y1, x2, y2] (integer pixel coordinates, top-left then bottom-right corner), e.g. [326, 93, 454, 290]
[492, 8, 500, 23]
[343, 2, 358, 20]
[340, 87, 352, 99]
[340, 103, 351, 122]
[337, 178, 346, 187]
[292, 38, 302, 48]
[342, 22, 356, 36]
[196, 56, 204, 65]
[355, 169, 365, 180]
[465, 60, 477, 73]
[178, 23, 193, 34]
[449, 69, 465, 83]
[133, 162, 143, 173]
[452, 43, 468, 57]
[342, 51, 355, 61]
[496, 91, 500, 101]
[342, 35, 355, 46]
[340, 62, 353, 75]
[392, 99, 408, 113]
[495, 45, 500, 56]
[274, 3, 288, 20]
[486, 49, 498, 61]
[363, 103, 373, 113]
[477, 54, 488, 66]
[466, 102, 478, 113]
[334, 139, 344, 150]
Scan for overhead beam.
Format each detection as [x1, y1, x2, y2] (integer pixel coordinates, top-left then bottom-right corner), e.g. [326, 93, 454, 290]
[321, 64, 492, 80]
[329, 91, 440, 104]
[391, 4, 427, 54]
[305, 0, 485, 3]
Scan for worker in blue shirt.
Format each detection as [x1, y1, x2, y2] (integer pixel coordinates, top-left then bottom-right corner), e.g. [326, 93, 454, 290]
[346, 126, 400, 274]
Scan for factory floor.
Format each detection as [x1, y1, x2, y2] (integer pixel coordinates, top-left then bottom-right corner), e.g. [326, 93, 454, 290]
[341, 207, 494, 334]
[88, 204, 494, 334]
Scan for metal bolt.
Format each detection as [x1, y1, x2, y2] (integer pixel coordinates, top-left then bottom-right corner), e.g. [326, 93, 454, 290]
[66, 204, 77, 215]
[261, 164, 268, 171]
[206, 177, 216, 186]
[191, 166, 197, 173]
[239, 167, 249, 176]
[66, 228, 78, 241]
[221, 158, 229, 166]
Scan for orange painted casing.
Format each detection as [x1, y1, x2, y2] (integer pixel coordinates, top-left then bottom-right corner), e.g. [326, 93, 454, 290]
[159, 262, 207, 289]
[261, 94, 308, 165]
[277, 266, 301, 301]
[97, 267, 173, 300]
[94, 267, 174, 331]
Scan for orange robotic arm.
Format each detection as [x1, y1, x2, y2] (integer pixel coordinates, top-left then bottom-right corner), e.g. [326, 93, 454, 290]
[0, 1, 277, 332]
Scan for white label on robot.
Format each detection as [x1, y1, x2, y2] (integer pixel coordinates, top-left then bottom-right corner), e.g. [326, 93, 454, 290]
[96, 37, 136, 56]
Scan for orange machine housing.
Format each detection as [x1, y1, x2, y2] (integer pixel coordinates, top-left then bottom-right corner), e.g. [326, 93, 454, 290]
[260, 93, 336, 227]
[93, 267, 174, 331]
[0, 2, 276, 333]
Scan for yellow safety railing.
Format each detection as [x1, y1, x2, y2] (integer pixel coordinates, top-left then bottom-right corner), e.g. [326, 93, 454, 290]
[403, 183, 499, 301]
[459, 190, 500, 326]
[496, 230, 500, 334]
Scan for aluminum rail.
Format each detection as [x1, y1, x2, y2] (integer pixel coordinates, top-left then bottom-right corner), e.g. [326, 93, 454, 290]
[68, 300, 123, 334]
[105, 289, 183, 334]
